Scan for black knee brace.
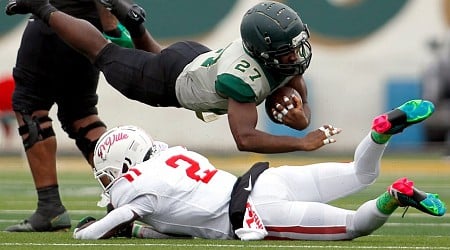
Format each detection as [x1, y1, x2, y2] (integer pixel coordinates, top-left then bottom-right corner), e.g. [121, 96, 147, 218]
[18, 113, 55, 150]
[71, 121, 107, 161]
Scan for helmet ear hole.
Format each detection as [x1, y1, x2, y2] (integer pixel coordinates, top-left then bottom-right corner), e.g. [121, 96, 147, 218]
[122, 163, 129, 174]
[143, 148, 152, 161]
[122, 157, 134, 173]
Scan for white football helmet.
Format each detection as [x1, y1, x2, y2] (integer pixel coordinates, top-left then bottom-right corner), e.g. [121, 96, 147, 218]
[93, 125, 157, 192]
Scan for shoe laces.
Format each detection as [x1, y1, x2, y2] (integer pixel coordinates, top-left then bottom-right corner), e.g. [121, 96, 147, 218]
[401, 206, 409, 218]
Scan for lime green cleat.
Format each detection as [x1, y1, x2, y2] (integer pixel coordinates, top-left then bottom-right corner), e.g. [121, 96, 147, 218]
[372, 99, 435, 135]
[388, 177, 447, 216]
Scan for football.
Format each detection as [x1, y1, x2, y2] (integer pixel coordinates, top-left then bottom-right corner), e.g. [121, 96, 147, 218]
[264, 86, 301, 124]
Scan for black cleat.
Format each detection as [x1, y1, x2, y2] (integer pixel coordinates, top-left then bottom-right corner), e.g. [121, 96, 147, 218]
[5, 0, 56, 24]
[5, 211, 71, 232]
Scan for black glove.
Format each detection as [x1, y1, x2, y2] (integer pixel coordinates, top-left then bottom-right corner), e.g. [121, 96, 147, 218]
[114, 223, 134, 238]
[97, 0, 146, 37]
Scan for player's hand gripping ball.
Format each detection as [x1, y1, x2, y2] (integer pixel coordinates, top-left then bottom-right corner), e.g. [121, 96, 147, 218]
[265, 86, 303, 124]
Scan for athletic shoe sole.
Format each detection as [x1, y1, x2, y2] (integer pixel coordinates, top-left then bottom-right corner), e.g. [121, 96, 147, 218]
[372, 99, 435, 134]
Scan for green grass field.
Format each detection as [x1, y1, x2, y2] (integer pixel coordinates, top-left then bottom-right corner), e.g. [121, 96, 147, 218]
[0, 154, 449, 250]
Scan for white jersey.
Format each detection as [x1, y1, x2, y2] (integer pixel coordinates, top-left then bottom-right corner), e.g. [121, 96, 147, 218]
[74, 134, 399, 241]
[175, 39, 292, 114]
[109, 146, 237, 239]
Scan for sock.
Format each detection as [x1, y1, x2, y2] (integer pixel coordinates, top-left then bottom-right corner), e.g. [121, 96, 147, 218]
[38, 4, 57, 24]
[132, 224, 177, 239]
[376, 192, 399, 215]
[132, 224, 143, 238]
[36, 185, 65, 217]
[371, 131, 392, 144]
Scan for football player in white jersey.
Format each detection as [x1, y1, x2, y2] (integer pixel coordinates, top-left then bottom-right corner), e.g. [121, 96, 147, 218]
[73, 100, 446, 240]
[5, 0, 339, 154]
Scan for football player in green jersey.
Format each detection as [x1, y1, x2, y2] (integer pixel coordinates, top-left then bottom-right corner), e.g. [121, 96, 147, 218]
[5, 0, 340, 153]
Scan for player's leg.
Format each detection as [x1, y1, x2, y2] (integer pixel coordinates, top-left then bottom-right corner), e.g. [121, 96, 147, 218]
[252, 99, 437, 204]
[58, 99, 107, 168]
[4, 20, 71, 231]
[62, 114, 108, 188]
[4, 110, 71, 232]
[349, 99, 437, 188]
[48, 12, 108, 62]
[351, 177, 446, 237]
[67, 115, 106, 164]
[382, 177, 446, 216]
[6, 0, 108, 62]
[7, 0, 160, 55]
[54, 44, 108, 191]
[250, 133, 385, 203]
[371, 99, 435, 143]
[343, 99, 436, 197]
[6, 33, 107, 232]
[95, 41, 210, 108]
[256, 178, 445, 240]
[258, 200, 372, 240]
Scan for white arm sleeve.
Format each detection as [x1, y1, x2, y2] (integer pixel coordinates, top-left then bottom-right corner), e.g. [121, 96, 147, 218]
[73, 204, 137, 240]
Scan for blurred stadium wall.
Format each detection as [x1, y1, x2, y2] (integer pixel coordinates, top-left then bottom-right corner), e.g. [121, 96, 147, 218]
[0, 0, 449, 154]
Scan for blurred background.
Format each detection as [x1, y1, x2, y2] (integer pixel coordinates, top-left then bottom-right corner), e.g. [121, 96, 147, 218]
[0, 0, 449, 157]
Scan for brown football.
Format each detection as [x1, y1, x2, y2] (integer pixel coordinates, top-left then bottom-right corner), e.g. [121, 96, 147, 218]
[264, 86, 301, 124]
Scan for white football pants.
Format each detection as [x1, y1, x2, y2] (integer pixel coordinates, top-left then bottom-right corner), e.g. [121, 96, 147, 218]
[251, 133, 390, 240]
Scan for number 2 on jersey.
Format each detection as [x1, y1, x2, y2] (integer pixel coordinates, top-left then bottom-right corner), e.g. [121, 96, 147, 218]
[165, 154, 217, 183]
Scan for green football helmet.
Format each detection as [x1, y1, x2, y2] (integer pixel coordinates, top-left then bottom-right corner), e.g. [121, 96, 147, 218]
[240, 1, 312, 76]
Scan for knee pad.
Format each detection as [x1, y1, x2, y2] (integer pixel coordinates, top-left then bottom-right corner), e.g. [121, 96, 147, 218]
[70, 121, 107, 161]
[18, 113, 55, 150]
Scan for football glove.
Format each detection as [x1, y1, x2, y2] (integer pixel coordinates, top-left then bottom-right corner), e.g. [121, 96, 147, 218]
[75, 216, 97, 231]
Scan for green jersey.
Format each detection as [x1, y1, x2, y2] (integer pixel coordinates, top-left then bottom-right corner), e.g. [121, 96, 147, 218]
[175, 39, 292, 115]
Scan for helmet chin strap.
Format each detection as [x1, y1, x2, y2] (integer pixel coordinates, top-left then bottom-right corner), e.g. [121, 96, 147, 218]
[97, 192, 111, 208]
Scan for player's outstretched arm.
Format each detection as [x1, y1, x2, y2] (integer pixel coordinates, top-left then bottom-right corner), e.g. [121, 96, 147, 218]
[227, 99, 341, 153]
[73, 206, 139, 240]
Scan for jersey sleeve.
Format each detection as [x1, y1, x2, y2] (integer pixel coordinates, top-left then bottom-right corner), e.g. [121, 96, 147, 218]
[215, 73, 257, 103]
[73, 205, 137, 240]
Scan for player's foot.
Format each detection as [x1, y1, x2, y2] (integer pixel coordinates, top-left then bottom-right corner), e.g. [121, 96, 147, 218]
[5, 0, 56, 24]
[372, 99, 434, 135]
[5, 0, 48, 15]
[388, 177, 446, 216]
[5, 211, 71, 232]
